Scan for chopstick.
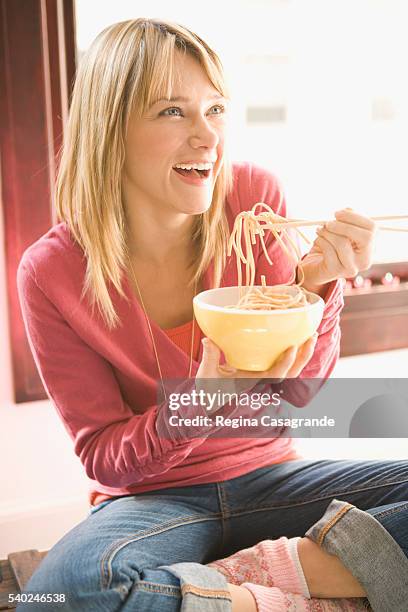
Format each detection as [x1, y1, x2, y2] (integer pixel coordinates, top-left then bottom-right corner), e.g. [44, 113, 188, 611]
[263, 214, 408, 231]
[377, 226, 408, 232]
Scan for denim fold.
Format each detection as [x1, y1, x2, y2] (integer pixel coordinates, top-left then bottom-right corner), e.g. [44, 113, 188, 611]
[305, 498, 408, 612]
[163, 563, 232, 611]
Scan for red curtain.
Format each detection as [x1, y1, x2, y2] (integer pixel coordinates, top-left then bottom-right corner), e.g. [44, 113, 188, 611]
[0, 0, 76, 402]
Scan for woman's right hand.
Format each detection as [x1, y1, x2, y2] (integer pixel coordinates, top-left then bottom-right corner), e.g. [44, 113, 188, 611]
[195, 334, 318, 403]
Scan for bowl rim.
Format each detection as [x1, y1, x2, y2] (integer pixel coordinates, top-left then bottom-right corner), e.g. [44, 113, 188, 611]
[193, 285, 324, 315]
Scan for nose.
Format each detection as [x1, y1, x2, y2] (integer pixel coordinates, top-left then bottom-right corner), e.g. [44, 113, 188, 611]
[188, 115, 219, 150]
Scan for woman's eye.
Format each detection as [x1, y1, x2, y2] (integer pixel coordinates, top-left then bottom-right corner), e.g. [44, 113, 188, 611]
[159, 104, 226, 118]
[209, 104, 225, 115]
[161, 107, 183, 117]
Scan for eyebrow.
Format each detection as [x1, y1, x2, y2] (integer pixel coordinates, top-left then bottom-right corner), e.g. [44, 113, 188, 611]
[151, 94, 226, 106]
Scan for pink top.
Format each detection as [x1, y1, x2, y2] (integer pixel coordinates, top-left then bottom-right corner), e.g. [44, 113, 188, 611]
[17, 162, 344, 505]
[163, 320, 202, 364]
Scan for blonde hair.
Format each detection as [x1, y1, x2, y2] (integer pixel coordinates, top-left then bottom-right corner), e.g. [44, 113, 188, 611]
[56, 18, 233, 328]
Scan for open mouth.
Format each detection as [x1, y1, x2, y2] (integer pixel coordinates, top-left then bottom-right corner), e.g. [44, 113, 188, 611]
[173, 167, 211, 179]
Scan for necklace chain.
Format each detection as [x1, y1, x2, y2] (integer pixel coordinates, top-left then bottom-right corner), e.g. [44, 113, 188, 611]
[128, 259, 196, 402]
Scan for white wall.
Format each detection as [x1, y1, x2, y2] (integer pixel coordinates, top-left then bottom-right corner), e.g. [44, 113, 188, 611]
[0, 207, 89, 558]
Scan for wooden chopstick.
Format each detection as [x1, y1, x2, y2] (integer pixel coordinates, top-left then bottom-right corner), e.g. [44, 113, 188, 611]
[263, 214, 408, 230]
[377, 226, 408, 232]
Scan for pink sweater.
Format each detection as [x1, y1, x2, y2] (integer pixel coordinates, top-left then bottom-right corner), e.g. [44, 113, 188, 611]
[17, 162, 344, 505]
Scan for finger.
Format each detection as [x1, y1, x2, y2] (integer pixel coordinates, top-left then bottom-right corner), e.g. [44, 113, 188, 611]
[313, 234, 344, 276]
[286, 333, 318, 378]
[200, 338, 221, 373]
[323, 220, 376, 247]
[316, 227, 357, 275]
[260, 345, 299, 382]
[219, 364, 262, 380]
[218, 364, 238, 376]
[334, 208, 376, 231]
[319, 223, 375, 270]
[230, 369, 264, 379]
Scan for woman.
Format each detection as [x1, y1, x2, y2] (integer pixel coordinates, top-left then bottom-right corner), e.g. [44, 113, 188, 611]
[17, 18, 408, 612]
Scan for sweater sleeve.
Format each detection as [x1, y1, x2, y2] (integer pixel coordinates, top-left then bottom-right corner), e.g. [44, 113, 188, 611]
[246, 164, 345, 405]
[17, 260, 209, 488]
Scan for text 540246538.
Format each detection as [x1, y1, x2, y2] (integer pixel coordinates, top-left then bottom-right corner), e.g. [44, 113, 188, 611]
[8, 592, 66, 605]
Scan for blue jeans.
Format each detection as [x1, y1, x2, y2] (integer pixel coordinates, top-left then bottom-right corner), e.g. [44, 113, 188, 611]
[18, 459, 408, 611]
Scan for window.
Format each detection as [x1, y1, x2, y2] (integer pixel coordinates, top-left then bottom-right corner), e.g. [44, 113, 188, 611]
[76, 0, 407, 262]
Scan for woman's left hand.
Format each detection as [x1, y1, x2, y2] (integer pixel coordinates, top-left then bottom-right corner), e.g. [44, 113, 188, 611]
[300, 208, 377, 294]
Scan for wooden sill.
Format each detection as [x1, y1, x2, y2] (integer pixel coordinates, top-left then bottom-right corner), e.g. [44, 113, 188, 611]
[340, 262, 408, 357]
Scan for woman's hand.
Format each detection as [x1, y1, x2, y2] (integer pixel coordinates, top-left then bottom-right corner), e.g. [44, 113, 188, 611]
[195, 334, 318, 404]
[300, 208, 377, 294]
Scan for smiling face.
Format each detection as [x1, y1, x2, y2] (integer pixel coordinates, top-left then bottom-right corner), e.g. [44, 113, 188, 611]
[122, 51, 228, 219]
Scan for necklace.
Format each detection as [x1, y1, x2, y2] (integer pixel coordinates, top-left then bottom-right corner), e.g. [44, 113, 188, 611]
[128, 258, 197, 402]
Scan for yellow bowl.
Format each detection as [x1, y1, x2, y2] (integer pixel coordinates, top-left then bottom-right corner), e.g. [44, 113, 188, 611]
[193, 285, 324, 371]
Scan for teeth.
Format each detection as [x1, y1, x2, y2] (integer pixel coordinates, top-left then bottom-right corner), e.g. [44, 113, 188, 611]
[174, 162, 213, 171]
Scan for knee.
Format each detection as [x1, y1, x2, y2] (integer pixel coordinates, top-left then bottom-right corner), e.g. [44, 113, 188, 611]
[18, 535, 134, 611]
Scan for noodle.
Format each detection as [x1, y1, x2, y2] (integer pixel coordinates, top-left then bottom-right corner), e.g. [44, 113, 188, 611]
[233, 275, 309, 310]
[227, 203, 311, 310]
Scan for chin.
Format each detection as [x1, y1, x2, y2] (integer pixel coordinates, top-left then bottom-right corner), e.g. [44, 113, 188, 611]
[177, 196, 213, 216]
[187, 201, 212, 215]
[179, 206, 210, 217]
